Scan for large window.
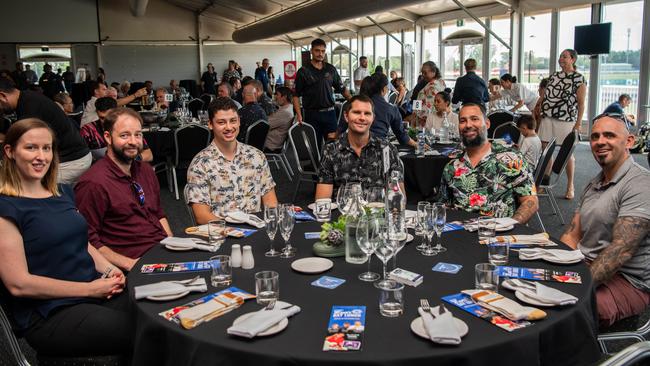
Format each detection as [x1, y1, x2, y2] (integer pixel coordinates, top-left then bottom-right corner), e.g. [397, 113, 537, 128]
[442, 20, 485, 84]
[559, 5, 591, 124]
[375, 34, 387, 72]
[18, 45, 71, 80]
[388, 32, 402, 77]
[489, 16, 511, 79]
[363, 36, 375, 71]
[599, 0, 643, 115]
[403, 30, 416, 88]
[523, 12, 552, 87]
[423, 26, 440, 66]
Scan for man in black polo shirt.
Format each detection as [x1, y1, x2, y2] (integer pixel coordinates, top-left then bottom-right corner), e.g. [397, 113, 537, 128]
[451, 58, 489, 106]
[0, 77, 91, 184]
[201, 63, 218, 95]
[293, 38, 351, 144]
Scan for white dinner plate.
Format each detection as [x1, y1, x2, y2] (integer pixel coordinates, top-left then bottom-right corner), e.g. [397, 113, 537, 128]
[225, 216, 245, 224]
[147, 291, 190, 301]
[307, 202, 339, 211]
[232, 312, 289, 336]
[410, 317, 469, 339]
[164, 244, 193, 251]
[291, 257, 334, 274]
[406, 233, 414, 243]
[514, 291, 557, 307]
[496, 225, 515, 232]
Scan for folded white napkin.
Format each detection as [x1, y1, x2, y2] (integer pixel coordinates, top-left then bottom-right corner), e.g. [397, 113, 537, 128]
[465, 217, 518, 232]
[502, 279, 578, 306]
[178, 292, 244, 329]
[417, 307, 461, 345]
[227, 301, 301, 338]
[134, 278, 207, 300]
[159, 127, 171, 131]
[160, 237, 218, 252]
[424, 150, 440, 156]
[227, 211, 265, 228]
[518, 248, 584, 264]
[462, 289, 546, 321]
[479, 233, 553, 246]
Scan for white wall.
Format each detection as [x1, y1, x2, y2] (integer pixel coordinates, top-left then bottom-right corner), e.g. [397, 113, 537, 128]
[203, 44, 292, 79]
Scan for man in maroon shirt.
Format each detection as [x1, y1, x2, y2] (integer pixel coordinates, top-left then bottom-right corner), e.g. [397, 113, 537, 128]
[75, 107, 172, 271]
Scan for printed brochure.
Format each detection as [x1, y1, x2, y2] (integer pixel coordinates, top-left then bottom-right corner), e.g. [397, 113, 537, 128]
[323, 306, 366, 351]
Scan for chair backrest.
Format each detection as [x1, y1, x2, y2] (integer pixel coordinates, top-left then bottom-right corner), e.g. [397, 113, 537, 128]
[0, 302, 30, 366]
[492, 122, 520, 143]
[288, 122, 320, 175]
[179, 79, 199, 98]
[187, 99, 204, 118]
[173, 124, 211, 166]
[487, 110, 515, 137]
[182, 185, 197, 226]
[388, 92, 398, 104]
[199, 94, 213, 108]
[245, 120, 270, 151]
[534, 138, 556, 186]
[551, 130, 578, 175]
[337, 101, 348, 127]
[403, 89, 413, 104]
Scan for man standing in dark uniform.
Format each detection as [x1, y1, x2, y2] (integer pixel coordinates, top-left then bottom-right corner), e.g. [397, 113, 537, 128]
[201, 63, 218, 95]
[293, 38, 351, 144]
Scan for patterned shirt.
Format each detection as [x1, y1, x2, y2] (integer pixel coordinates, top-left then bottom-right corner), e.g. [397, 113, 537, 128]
[186, 142, 275, 214]
[222, 69, 240, 82]
[541, 71, 585, 123]
[319, 132, 404, 191]
[416, 79, 446, 118]
[438, 141, 535, 217]
[237, 103, 267, 142]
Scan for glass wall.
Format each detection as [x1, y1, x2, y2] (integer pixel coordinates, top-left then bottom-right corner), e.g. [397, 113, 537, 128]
[375, 34, 387, 72]
[403, 30, 416, 88]
[363, 36, 375, 71]
[523, 12, 552, 86]
[423, 26, 440, 66]
[489, 16, 511, 79]
[599, 0, 643, 114]
[388, 32, 402, 76]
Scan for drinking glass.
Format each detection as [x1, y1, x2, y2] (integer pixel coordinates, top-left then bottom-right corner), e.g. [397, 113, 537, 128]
[475, 263, 499, 292]
[364, 187, 385, 218]
[207, 219, 226, 247]
[431, 203, 447, 253]
[336, 184, 352, 216]
[278, 204, 296, 258]
[478, 216, 497, 244]
[379, 281, 404, 317]
[356, 217, 381, 282]
[387, 216, 406, 269]
[255, 270, 279, 305]
[488, 241, 510, 265]
[420, 205, 438, 256]
[415, 201, 430, 251]
[264, 206, 280, 257]
[314, 198, 332, 222]
[210, 255, 232, 287]
[373, 221, 397, 290]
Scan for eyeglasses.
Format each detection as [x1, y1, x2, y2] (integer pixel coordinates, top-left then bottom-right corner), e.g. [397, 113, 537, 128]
[592, 112, 629, 129]
[131, 181, 145, 206]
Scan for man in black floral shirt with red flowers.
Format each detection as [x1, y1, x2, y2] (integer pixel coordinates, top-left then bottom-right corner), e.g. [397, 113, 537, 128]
[315, 95, 404, 200]
[438, 103, 538, 223]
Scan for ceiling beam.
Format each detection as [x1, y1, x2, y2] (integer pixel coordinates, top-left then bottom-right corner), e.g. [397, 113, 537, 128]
[338, 21, 361, 33]
[494, 0, 519, 10]
[389, 9, 419, 22]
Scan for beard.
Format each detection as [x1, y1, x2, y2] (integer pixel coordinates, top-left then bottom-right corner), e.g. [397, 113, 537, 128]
[462, 126, 487, 147]
[110, 143, 142, 164]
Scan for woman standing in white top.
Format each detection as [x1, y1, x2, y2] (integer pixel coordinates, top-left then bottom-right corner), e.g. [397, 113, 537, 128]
[425, 91, 459, 131]
[499, 74, 538, 113]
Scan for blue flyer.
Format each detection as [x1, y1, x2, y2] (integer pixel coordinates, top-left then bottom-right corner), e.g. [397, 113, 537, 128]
[432, 262, 463, 274]
[323, 305, 366, 351]
[496, 266, 582, 284]
[312, 276, 346, 289]
[140, 261, 212, 274]
[443, 223, 464, 232]
[442, 293, 532, 332]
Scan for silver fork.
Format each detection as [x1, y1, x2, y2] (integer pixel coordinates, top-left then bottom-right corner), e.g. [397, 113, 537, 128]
[420, 299, 434, 317]
[439, 303, 448, 315]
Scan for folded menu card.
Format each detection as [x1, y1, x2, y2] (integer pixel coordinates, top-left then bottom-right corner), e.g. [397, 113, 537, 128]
[496, 266, 582, 284]
[141, 261, 212, 274]
[442, 293, 532, 332]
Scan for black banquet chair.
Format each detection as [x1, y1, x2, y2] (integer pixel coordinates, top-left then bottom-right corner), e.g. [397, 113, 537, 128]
[537, 131, 578, 225]
[487, 110, 515, 137]
[199, 94, 213, 108]
[288, 122, 321, 202]
[171, 124, 211, 200]
[531, 137, 556, 232]
[187, 99, 204, 118]
[492, 121, 521, 143]
[244, 119, 270, 151]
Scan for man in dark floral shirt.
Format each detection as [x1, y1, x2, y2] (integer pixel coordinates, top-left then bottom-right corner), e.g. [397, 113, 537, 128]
[439, 103, 538, 223]
[316, 95, 404, 200]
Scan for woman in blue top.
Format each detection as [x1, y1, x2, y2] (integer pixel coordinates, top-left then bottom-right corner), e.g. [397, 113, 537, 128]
[0, 119, 132, 357]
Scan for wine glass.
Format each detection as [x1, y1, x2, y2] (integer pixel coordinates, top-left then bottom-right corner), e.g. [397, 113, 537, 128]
[356, 216, 381, 282]
[432, 203, 447, 253]
[373, 221, 397, 290]
[278, 204, 296, 258]
[387, 215, 406, 269]
[421, 205, 438, 256]
[264, 206, 280, 257]
[336, 183, 353, 215]
[415, 201, 430, 251]
[365, 186, 385, 218]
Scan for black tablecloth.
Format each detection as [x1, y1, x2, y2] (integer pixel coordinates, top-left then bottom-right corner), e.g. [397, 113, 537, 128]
[143, 129, 175, 160]
[400, 149, 452, 204]
[128, 212, 600, 366]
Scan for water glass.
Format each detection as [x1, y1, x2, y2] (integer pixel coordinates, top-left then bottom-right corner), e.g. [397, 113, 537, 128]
[477, 216, 496, 243]
[415, 202, 430, 251]
[208, 219, 226, 247]
[314, 198, 332, 222]
[356, 216, 381, 282]
[210, 255, 232, 287]
[475, 263, 499, 292]
[255, 271, 279, 305]
[379, 281, 404, 317]
[488, 241, 510, 266]
[364, 187, 385, 218]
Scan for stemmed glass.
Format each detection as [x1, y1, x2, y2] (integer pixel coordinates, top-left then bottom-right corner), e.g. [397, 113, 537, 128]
[388, 216, 406, 269]
[336, 184, 352, 216]
[278, 204, 296, 258]
[264, 206, 280, 257]
[365, 187, 385, 218]
[432, 203, 447, 253]
[415, 201, 430, 251]
[356, 216, 381, 282]
[373, 221, 397, 290]
[421, 205, 438, 256]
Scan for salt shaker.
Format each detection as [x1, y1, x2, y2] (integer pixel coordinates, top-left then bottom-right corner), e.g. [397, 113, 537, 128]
[230, 244, 242, 268]
[241, 245, 255, 269]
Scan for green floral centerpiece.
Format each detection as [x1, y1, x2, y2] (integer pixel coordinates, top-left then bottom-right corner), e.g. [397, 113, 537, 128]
[408, 127, 418, 140]
[312, 215, 346, 257]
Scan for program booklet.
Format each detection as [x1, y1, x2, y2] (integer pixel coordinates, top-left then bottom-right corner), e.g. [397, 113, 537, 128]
[140, 260, 212, 274]
[442, 293, 533, 332]
[496, 266, 582, 284]
[323, 306, 366, 352]
[158, 286, 255, 324]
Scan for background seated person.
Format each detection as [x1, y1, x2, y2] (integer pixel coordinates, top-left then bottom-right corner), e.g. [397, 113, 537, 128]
[0, 119, 131, 358]
[154, 87, 178, 113]
[561, 114, 650, 327]
[217, 82, 242, 109]
[80, 97, 153, 162]
[186, 97, 278, 224]
[53, 92, 75, 115]
[237, 83, 267, 142]
[438, 103, 538, 223]
[75, 108, 172, 271]
[316, 95, 404, 200]
[516, 115, 542, 169]
[264, 86, 294, 153]
[603, 94, 636, 127]
[425, 90, 459, 131]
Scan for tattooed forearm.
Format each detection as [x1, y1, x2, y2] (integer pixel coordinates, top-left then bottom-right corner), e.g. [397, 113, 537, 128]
[591, 216, 650, 284]
[512, 196, 539, 224]
[560, 214, 581, 249]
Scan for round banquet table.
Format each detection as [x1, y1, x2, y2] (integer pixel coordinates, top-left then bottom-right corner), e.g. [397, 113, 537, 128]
[400, 144, 455, 204]
[128, 211, 600, 366]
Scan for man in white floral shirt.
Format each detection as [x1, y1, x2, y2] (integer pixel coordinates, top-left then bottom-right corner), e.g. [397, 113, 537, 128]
[185, 97, 278, 224]
[438, 103, 538, 223]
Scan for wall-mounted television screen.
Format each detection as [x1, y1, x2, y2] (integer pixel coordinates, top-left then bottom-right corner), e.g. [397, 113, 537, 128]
[574, 23, 612, 55]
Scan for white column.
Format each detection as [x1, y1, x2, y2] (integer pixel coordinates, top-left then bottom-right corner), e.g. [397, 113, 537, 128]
[587, 3, 603, 134]
[639, 0, 650, 121]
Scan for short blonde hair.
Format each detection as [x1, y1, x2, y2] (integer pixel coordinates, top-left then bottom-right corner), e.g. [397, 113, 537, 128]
[0, 119, 59, 197]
